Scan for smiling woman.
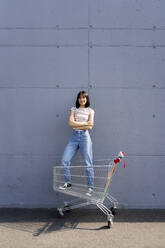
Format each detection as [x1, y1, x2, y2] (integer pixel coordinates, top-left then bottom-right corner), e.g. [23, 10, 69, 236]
[59, 91, 95, 196]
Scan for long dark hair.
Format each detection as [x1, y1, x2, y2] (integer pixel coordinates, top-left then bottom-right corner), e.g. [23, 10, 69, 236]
[75, 91, 90, 108]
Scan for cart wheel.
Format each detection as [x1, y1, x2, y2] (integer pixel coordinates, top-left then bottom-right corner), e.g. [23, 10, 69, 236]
[111, 207, 117, 216]
[107, 220, 111, 229]
[64, 204, 71, 213]
[107, 215, 114, 229]
[56, 208, 65, 218]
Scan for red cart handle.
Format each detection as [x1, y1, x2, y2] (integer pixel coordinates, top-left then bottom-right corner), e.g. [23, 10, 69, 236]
[114, 151, 126, 168]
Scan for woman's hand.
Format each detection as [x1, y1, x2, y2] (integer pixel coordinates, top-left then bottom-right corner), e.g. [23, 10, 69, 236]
[87, 120, 93, 126]
[77, 120, 94, 130]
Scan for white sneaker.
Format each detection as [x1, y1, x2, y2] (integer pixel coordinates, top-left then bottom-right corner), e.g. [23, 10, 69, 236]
[59, 183, 72, 190]
[86, 187, 94, 196]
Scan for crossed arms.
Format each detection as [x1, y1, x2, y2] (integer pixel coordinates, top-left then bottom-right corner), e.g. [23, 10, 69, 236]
[68, 110, 94, 130]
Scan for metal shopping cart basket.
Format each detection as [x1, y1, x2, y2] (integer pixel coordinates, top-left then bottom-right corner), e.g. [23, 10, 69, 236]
[53, 151, 125, 228]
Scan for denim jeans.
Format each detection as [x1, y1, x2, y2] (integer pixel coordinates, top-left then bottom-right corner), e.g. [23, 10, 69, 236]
[61, 129, 94, 187]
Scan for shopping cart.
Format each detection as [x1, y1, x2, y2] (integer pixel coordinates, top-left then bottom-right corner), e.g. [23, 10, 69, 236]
[53, 151, 125, 228]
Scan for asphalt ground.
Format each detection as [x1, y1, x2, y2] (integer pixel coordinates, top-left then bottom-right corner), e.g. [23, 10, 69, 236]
[0, 208, 165, 248]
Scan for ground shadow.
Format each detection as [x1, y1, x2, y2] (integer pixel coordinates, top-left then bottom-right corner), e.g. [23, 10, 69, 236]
[0, 208, 165, 236]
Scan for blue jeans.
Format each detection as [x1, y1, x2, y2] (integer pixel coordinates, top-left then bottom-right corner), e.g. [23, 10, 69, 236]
[61, 129, 94, 187]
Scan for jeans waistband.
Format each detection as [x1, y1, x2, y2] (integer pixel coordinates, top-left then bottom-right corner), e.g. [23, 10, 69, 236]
[72, 129, 88, 133]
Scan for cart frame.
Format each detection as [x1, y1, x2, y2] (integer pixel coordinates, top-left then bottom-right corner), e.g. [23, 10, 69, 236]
[53, 151, 125, 228]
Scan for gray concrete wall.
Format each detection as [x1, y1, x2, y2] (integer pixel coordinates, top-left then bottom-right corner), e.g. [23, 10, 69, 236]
[0, 0, 165, 208]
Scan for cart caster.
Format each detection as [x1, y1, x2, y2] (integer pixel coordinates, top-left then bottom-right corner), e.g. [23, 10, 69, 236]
[56, 208, 65, 218]
[107, 215, 114, 229]
[107, 220, 111, 228]
[64, 203, 71, 213]
[111, 207, 117, 216]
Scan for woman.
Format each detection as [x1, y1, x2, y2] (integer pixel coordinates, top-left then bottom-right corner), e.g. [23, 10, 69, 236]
[59, 91, 95, 196]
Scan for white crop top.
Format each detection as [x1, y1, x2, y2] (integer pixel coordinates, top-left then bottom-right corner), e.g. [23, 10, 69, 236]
[70, 107, 95, 129]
